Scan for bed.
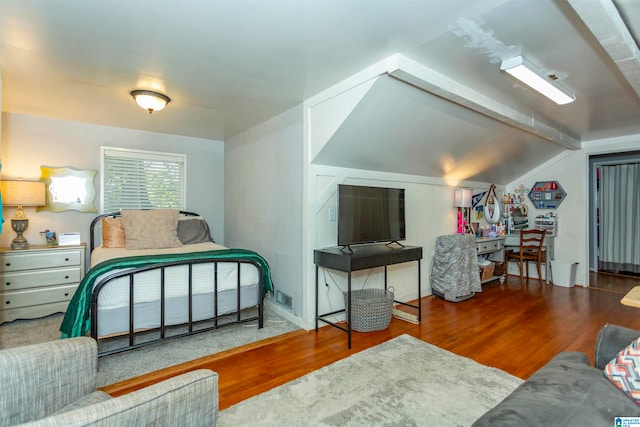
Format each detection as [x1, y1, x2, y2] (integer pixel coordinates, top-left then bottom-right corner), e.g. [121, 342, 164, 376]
[60, 209, 273, 356]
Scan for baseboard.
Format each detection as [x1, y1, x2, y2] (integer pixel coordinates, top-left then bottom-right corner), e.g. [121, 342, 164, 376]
[264, 298, 309, 330]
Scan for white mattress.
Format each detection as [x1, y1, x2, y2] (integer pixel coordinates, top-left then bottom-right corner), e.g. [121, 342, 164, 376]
[90, 242, 260, 310]
[91, 242, 225, 267]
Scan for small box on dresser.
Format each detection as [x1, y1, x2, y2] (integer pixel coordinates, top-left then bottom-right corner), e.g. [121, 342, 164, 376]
[0, 244, 85, 324]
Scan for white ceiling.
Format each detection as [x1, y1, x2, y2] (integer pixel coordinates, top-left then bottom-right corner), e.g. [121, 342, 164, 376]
[1, 0, 640, 184]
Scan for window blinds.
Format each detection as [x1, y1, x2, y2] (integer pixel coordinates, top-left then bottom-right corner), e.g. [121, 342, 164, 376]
[101, 148, 186, 213]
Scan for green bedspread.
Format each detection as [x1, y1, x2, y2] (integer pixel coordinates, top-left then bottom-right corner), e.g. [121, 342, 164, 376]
[60, 248, 274, 338]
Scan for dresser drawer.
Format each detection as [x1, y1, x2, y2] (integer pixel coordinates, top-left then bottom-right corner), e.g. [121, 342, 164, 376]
[0, 301, 72, 324]
[0, 250, 81, 272]
[1, 284, 78, 310]
[476, 240, 503, 254]
[0, 267, 82, 291]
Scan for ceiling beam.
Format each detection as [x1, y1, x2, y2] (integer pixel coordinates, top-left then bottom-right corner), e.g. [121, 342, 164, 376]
[386, 55, 581, 150]
[567, 0, 640, 99]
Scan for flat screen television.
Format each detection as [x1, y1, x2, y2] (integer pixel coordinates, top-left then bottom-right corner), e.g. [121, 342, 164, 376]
[337, 184, 406, 247]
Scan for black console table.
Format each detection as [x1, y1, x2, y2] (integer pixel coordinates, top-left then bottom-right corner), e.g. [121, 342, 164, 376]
[314, 244, 423, 348]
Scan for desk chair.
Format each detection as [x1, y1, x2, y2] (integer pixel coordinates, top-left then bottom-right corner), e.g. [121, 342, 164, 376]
[506, 229, 547, 284]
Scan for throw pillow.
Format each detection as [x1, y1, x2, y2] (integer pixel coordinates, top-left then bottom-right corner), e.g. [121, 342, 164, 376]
[102, 217, 125, 248]
[177, 218, 215, 244]
[121, 209, 183, 250]
[604, 337, 640, 406]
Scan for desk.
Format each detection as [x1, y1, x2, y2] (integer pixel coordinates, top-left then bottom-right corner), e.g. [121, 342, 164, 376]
[314, 244, 422, 348]
[504, 233, 555, 284]
[622, 286, 640, 308]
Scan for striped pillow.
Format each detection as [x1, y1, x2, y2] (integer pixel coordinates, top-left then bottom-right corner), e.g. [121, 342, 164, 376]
[604, 337, 640, 405]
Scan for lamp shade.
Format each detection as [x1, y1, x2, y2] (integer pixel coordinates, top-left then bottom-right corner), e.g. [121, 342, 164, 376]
[453, 188, 472, 208]
[1, 180, 46, 207]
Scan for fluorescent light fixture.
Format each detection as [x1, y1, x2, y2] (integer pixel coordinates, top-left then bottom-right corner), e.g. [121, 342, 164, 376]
[500, 55, 575, 105]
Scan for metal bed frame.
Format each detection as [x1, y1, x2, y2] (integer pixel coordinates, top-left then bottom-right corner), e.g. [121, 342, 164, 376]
[88, 211, 264, 356]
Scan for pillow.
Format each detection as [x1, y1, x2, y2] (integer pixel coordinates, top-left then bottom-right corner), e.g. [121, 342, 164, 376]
[102, 217, 125, 248]
[603, 337, 640, 405]
[121, 209, 183, 250]
[177, 218, 215, 244]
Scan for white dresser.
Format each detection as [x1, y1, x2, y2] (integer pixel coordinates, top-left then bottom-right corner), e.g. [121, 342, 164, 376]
[0, 244, 85, 324]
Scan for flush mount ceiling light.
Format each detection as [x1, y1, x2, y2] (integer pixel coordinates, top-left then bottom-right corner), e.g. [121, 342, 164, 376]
[500, 55, 575, 105]
[130, 90, 171, 114]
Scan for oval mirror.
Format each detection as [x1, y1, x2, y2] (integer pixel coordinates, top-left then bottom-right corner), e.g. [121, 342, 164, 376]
[484, 198, 501, 224]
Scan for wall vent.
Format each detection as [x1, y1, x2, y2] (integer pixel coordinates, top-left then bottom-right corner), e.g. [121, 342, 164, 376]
[276, 290, 293, 310]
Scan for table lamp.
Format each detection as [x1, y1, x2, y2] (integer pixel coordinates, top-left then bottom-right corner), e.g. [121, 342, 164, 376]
[454, 188, 473, 234]
[1, 180, 46, 249]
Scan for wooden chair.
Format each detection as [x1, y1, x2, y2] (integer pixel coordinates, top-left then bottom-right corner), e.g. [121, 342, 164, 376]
[506, 229, 547, 284]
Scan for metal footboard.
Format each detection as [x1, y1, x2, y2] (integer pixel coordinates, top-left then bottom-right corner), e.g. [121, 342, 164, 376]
[90, 257, 264, 357]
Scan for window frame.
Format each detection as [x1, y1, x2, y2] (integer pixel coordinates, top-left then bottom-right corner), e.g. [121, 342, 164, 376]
[100, 146, 187, 213]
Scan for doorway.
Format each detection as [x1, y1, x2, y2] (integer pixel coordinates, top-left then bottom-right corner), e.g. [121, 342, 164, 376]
[588, 150, 640, 285]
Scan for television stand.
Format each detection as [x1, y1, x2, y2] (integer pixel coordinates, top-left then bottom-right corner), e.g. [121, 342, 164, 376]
[385, 240, 405, 248]
[314, 243, 422, 348]
[339, 245, 354, 254]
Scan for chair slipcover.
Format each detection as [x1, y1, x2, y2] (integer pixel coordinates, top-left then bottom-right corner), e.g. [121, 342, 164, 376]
[430, 234, 481, 302]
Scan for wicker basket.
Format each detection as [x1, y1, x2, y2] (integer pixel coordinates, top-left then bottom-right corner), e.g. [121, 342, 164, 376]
[493, 261, 506, 276]
[343, 288, 394, 332]
[480, 264, 495, 280]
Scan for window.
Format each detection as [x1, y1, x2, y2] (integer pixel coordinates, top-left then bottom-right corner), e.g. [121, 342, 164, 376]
[101, 147, 186, 213]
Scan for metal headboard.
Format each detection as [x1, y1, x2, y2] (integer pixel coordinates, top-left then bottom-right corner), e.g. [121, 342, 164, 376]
[89, 210, 200, 252]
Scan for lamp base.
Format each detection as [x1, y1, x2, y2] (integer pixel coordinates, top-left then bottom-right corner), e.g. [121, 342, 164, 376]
[11, 240, 29, 250]
[11, 218, 30, 250]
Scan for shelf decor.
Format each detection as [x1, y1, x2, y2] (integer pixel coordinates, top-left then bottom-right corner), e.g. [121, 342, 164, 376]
[528, 181, 566, 209]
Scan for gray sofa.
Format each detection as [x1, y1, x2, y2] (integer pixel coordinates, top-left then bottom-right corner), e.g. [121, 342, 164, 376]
[474, 324, 640, 426]
[0, 337, 218, 427]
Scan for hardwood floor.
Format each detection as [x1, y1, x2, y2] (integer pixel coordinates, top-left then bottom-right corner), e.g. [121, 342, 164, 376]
[101, 273, 640, 411]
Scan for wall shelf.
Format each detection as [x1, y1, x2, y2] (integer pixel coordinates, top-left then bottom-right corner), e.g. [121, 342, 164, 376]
[528, 181, 566, 209]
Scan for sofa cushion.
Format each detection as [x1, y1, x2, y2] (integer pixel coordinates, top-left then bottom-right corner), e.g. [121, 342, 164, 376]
[53, 391, 112, 415]
[473, 351, 640, 426]
[595, 324, 640, 369]
[604, 337, 640, 405]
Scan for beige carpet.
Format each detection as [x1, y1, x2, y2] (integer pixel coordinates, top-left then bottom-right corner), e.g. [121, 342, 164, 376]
[0, 307, 299, 387]
[219, 334, 523, 426]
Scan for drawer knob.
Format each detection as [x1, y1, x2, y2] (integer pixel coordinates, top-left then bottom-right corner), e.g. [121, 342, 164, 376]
[65, 258, 70, 262]
[5, 301, 10, 305]
[65, 276, 69, 279]
[64, 293, 69, 297]
[5, 282, 10, 286]
[5, 263, 10, 267]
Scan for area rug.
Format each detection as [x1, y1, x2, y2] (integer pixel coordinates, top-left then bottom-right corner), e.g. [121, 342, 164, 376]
[0, 307, 299, 387]
[219, 334, 523, 426]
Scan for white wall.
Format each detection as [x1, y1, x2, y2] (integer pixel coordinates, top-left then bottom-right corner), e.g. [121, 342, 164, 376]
[301, 66, 506, 330]
[506, 134, 640, 286]
[224, 105, 304, 317]
[304, 165, 500, 329]
[0, 113, 225, 256]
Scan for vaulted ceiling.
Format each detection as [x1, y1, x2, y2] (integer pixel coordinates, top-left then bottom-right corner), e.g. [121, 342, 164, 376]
[1, 0, 639, 184]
